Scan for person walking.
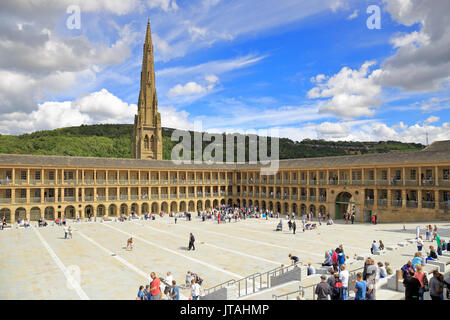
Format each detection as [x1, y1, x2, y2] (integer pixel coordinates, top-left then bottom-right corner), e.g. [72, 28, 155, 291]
[169, 280, 180, 300]
[413, 265, 427, 300]
[292, 221, 296, 235]
[63, 224, 68, 239]
[315, 275, 331, 300]
[351, 213, 355, 224]
[67, 226, 73, 239]
[188, 233, 195, 251]
[429, 270, 444, 300]
[339, 264, 349, 300]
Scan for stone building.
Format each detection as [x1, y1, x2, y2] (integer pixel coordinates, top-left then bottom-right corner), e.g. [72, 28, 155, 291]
[0, 21, 448, 224]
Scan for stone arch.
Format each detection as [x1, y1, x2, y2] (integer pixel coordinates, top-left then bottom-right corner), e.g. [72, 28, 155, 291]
[150, 135, 156, 153]
[64, 205, 76, 219]
[151, 202, 159, 214]
[15, 207, 26, 221]
[188, 201, 195, 211]
[141, 202, 149, 214]
[170, 201, 177, 213]
[30, 207, 41, 221]
[283, 202, 289, 214]
[319, 205, 326, 215]
[269, 201, 273, 211]
[236, 199, 240, 207]
[197, 200, 203, 211]
[97, 204, 106, 217]
[161, 201, 168, 213]
[309, 204, 316, 216]
[248, 200, 253, 207]
[144, 135, 150, 150]
[254, 200, 259, 209]
[205, 199, 211, 210]
[335, 192, 353, 220]
[108, 204, 117, 217]
[300, 204, 307, 214]
[292, 203, 298, 215]
[180, 201, 186, 212]
[261, 200, 266, 210]
[131, 203, 139, 215]
[220, 199, 225, 205]
[213, 199, 219, 208]
[120, 203, 128, 216]
[227, 198, 233, 206]
[85, 205, 94, 217]
[0, 208, 11, 223]
[242, 199, 247, 208]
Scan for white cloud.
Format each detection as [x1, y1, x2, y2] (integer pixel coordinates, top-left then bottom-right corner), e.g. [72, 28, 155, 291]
[0, 89, 136, 134]
[379, 0, 450, 92]
[424, 115, 439, 124]
[147, 0, 179, 12]
[347, 9, 358, 20]
[167, 82, 208, 97]
[308, 61, 382, 119]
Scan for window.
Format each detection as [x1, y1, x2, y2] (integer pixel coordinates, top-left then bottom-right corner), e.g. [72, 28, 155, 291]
[49, 171, 54, 180]
[443, 169, 449, 180]
[20, 189, 26, 198]
[381, 170, 387, 180]
[35, 171, 41, 180]
[369, 170, 374, 180]
[21, 171, 27, 180]
[395, 170, 401, 179]
[410, 170, 416, 180]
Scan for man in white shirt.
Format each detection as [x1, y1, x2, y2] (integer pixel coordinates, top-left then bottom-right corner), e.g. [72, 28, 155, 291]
[307, 263, 316, 276]
[164, 271, 173, 298]
[371, 240, 379, 254]
[190, 279, 201, 300]
[417, 235, 424, 252]
[339, 264, 349, 300]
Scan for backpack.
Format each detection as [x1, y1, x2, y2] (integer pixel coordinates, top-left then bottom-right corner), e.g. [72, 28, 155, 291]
[332, 281, 343, 299]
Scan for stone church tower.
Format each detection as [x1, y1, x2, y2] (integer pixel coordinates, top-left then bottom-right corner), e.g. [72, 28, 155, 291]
[133, 20, 163, 160]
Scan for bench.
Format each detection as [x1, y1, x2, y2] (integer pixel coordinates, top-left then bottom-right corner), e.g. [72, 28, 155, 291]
[397, 242, 407, 247]
[373, 250, 386, 255]
[426, 260, 446, 272]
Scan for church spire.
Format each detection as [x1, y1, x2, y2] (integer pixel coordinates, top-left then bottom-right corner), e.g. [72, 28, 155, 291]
[133, 19, 162, 160]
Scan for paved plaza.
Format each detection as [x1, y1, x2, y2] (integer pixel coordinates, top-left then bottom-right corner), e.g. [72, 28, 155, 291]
[0, 216, 449, 300]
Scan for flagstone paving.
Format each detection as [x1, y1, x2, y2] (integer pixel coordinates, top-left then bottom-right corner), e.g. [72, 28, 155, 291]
[0, 216, 448, 300]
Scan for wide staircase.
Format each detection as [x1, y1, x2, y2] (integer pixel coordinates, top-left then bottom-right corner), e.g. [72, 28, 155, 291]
[202, 237, 450, 300]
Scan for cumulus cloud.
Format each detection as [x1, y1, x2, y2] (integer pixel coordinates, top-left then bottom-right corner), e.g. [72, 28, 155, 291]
[308, 61, 382, 119]
[168, 82, 208, 97]
[378, 0, 450, 92]
[0, 89, 136, 134]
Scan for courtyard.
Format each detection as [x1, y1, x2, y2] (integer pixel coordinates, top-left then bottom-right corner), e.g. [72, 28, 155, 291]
[0, 216, 448, 300]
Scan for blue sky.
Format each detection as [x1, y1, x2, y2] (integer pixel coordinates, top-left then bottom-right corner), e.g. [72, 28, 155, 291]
[0, 0, 448, 144]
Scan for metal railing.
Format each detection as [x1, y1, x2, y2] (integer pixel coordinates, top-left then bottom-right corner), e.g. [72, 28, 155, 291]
[204, 263, 300, 299]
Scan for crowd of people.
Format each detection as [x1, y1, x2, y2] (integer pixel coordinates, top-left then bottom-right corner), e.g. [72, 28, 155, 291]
[136, 271, 204, 300]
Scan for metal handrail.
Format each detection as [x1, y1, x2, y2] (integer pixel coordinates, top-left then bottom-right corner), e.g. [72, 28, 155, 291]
[204, 263, 302, 298]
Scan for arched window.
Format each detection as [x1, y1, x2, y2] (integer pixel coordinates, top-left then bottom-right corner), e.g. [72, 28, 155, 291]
[144, 135, 149, 150]
[150, 135, 155, 151]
